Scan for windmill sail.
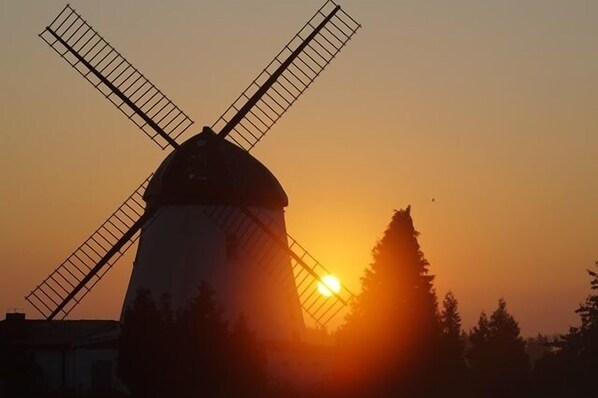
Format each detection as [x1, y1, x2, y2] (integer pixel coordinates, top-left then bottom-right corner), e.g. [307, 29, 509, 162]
[40, 5, 194, 149]
[203, 205, 354, 326]
[213, 0, 360, 151]
[26, 176, 156, 320]
[29, 1, 360, 325]
[206, 0, 361, 325]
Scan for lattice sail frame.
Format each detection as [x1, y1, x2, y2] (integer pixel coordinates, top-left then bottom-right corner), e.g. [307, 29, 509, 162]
[204, 205, 354, 326]
[39, 4, 194, 149]
[212, 0, 360, 151]
[25, 176, 155, 320]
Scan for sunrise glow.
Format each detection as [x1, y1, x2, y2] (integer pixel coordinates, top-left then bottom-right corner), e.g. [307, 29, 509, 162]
[317, 275, 341, 297]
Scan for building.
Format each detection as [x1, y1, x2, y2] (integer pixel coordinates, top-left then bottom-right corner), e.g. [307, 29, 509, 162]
[0, 313, 121, 396]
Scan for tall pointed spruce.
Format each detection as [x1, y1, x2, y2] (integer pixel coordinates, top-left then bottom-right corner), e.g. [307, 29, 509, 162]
[437, 291, 467, 394]
[440, 291, 464, 352]
[335, 206, 440, 395]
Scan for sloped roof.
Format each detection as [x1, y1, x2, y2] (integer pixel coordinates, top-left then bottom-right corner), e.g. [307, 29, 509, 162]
[0, 318, 119, 349]
[145, 129, 288, 208]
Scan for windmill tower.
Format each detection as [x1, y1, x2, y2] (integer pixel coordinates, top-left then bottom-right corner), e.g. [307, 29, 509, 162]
[125, 130, 304, 340]
[26, 1, 360, 339]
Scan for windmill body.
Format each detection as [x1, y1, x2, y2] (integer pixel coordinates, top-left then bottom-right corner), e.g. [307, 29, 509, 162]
[26, 2, 360, 390]
[123, 130, 305, 340]
[28, 0, 359, 332]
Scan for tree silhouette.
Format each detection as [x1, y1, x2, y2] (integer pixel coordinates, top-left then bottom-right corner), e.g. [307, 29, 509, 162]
[533, 261, 598, 397]
[468, 298, 530, 398]
[525, 334, 553, 368]
[227, 316, 267, 398]
[118, 282, 267, 398]
[335, 206, 440, 396]
[440, 291, 465, 361]
[468, 311, 490, 391]
[118, 288, 170, 398]
[561, 263, 598, 372]
[173, 281, 230, 398]
[437, 291, 467, 395]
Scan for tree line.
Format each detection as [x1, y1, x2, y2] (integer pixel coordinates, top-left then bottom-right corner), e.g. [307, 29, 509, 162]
[118, 282, 267, 398]
[325, 206, 598, 398]
[117, 206, 598, 397]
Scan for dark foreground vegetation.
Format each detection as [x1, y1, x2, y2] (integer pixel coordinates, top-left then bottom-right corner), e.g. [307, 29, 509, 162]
[118, 284, 266, 398]
[2, 207, 596, 397]
[116, 207, 597, 397]
[330, 281, 597, 398]
[324, 207, 598, 398]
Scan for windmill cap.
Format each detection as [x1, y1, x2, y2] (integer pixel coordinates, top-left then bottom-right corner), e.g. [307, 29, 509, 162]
[144, 129, 288, 208]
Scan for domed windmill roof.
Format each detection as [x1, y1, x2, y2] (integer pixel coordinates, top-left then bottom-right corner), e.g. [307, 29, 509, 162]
[144, 128, 288, 208]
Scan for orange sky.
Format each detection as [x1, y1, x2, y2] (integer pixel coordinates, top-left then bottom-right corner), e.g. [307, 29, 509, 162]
[1, 0, 596, 336]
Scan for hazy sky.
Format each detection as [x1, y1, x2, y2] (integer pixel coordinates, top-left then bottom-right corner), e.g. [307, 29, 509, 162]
[1, 0, 596, 335]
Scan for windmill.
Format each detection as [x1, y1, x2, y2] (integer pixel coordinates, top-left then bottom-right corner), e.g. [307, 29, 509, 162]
[26, 1, 360, 339]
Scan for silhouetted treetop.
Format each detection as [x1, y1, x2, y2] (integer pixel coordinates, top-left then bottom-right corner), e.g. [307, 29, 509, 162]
[228, 315, 267, 397]
[436, 291, 467, 396]
[346, 206, 439, 332]
[441, 291, 462, 338]
[335, 206, 441, 396]
[118, 289, 171, 398]
[468, 299, 530, 398]
[534, 261, 598, 397]
[560, 262, 598, 352]
[118, 283, 266, 398]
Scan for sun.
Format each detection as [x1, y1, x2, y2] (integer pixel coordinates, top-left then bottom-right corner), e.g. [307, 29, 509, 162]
[317, 275, 341, 297]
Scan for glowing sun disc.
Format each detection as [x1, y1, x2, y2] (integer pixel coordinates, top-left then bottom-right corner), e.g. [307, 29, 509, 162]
[317, 275, 341, 297]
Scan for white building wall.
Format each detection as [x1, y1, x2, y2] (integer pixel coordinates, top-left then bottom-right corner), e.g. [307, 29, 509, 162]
[123, 205, 305, 341]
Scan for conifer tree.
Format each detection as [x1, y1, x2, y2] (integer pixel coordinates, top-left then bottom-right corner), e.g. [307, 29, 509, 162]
[440, 291, 464, 352]
[118, 283, 267, 398]
[560, 262, 598, 361]
[118, 288, 169, 398]
[227, 315, 268, 398]
[525, 334, 552, 368]
[174, 281, 230, 398]
[437, 291, 467, 394]
[468, 299, 530, 397]
[335, 206, 440, 396]
[533, 261, 598, 397]
[468, 311, 490, 374]
[560, 263, 598, 395]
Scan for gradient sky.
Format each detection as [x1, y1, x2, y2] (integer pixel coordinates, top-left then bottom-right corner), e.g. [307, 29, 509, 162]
[1, 0, 596, 336]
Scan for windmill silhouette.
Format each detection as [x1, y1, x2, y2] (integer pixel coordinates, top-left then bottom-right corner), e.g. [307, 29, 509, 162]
[26, 1, 360, 337]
